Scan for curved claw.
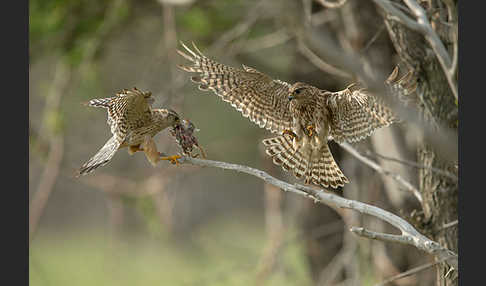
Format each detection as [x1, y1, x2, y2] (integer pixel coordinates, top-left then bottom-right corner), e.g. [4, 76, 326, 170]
[282, 129, 298, 140]
[306, 125, 314, 137]
[160, 155, 182, 165]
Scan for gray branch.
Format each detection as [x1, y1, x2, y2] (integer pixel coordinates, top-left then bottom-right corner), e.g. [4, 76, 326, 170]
[339, 142, 423, 203]
[371, 0, 458, 101]
[171, 156, 458, 271]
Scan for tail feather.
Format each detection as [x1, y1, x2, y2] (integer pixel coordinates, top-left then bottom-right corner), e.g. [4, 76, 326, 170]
[77, 136, 120, 177]
[318, 144, 349, 188]
[263, 136, 348, 189]
[84, 97, 116, 108]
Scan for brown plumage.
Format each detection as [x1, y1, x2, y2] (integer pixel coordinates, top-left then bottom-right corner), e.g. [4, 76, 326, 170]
[77, 87, 181, 176]
[178, 42, 417, 188]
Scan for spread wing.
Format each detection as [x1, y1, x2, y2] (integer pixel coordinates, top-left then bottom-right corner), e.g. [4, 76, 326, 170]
[326, 67, 416, 143]
[86, 88, 154, 141]
[177, 42, 293, 135]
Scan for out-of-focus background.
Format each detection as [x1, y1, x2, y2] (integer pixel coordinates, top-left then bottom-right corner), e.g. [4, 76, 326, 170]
[29, 0, 452, 285]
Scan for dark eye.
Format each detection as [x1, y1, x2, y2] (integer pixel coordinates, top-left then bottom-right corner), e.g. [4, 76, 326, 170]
[294, 89, 301, 95]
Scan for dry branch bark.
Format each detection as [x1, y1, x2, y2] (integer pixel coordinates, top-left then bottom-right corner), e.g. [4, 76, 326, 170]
[169, 156, 458, 271]
[374, 1, 458, 284]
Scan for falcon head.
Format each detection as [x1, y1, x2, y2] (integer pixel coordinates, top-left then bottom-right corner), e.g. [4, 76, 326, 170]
[288, 82, 312, 101]
[152, 108, 181, 127]
[166, 109, 181, 126]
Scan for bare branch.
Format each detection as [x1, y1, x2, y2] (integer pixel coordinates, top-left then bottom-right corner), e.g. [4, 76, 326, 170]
[374, 257, 448, 286]
[439, 219, 458, 231]
[297, 40, 353, 79]
[350, 226, 412, 245]
[315, 0, 348, 9]
[363, 149, 458, 181]
[209, 0, 266, 53]
[360, 25, 386, 54]
[339, 142, 423, 203]
[372, 0, 458, 101]
[241, 29, 292, 53]
[170, 156, 458, 271]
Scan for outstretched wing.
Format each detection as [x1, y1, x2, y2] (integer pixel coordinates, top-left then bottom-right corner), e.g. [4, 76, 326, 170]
[177, 42, 293, 135]
[326, 67, 416, 143]
[86, 88, 154, 141]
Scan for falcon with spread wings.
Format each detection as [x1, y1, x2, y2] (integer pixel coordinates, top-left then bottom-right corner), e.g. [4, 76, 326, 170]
[177, 42, 415, 189]
[77, 87, 182, 176]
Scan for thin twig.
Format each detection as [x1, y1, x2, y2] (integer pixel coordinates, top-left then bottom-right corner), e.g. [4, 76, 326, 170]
[297, 40, 353, 79]
[339, 142, 423, 203]
[209, 0, 266, 53]
[360, 25, 386, 54]
[439, 219, 458, 231]
[374, 257, 448, 286]
[170, 156, 458, 271]
[315, 0, 348, 9]
[241, 29, 292, 54]
[350, 227, 412, 245]
[363, 149, 458, 181]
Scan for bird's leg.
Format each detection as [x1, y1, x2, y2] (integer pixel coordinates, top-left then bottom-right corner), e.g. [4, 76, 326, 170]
[160, 154, 182, 165]
[141, 136, 160, 166]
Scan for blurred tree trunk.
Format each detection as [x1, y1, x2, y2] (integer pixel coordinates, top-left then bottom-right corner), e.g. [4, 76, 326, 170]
[382, 1, 458, 285]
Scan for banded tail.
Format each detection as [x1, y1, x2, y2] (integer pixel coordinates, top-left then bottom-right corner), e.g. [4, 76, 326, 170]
[84, 97, 116, 108]
[76, 136, 121, 177]
[262, 135, 349, 189]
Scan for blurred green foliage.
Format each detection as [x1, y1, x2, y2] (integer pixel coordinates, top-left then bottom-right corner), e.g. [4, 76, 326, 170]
[30, 0, 129, 66]
[30, 220, 313, 286]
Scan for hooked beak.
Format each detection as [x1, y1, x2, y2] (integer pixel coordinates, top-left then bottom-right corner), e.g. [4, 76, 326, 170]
[288, 95, 295, 101]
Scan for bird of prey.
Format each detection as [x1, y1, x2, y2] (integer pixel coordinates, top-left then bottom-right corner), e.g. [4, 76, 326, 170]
[77, 87, 182, 176]
[177, 42, 416, 189]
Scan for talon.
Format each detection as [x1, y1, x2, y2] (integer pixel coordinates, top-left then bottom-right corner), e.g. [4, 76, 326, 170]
[282, 129, 298, 139]
[160, 155, 182, 165]
[306, 125, 314, 136]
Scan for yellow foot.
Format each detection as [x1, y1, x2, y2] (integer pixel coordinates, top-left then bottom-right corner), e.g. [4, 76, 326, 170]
[306, 125, 314, 136]
[282, 129, 298, 140]
[160, 155, 182, 165]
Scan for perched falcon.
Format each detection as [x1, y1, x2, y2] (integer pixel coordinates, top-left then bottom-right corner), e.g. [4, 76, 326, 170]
[177, 42, 416, 189]
[77, 87, 182, 176]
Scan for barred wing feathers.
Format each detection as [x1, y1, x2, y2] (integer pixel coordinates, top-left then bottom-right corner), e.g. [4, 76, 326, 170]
[177, 42, 293, 135]
[86, 88, 154, 141]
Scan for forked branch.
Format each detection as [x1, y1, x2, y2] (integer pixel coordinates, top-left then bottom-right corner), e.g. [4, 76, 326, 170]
[170, 156, 458, 271]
